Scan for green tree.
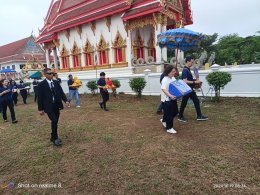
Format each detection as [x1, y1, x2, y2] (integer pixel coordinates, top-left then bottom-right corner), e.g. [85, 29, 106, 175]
[86, 81, 98, 94]
[129, 78, 146, 98]
[206, 71, 232, 101]
[215, 34, 260, 65]
[186, 33, 218, 59]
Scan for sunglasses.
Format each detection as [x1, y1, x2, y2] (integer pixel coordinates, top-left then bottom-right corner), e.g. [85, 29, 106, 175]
[46, 72, 54, 75]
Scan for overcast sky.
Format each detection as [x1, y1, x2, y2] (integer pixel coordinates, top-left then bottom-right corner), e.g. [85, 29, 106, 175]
[0, 0, 259, 46]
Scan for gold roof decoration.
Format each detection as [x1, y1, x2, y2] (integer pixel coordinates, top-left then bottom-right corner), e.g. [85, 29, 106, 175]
[126, 0, 134, 6]
[61, 44, 69, 57]
[71, 41, 81, 55]
[22, 55, 44, 74]
[83, 39, 94, 53]
[113, 30, 126, 48]
[133, 29, 144, 47]
[147, 32, 156, 48]
[97, 34, 110, 51]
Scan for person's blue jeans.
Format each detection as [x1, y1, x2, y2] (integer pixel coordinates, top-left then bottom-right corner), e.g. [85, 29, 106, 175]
[69, 89, 80, 106]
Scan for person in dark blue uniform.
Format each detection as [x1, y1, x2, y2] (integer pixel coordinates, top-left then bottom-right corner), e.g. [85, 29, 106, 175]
[97, 72, 109, 111]
[0, 79, 18, 123]
[178, 57, 208, 122]
[10, 80, 18, 106]
[19, 80, 28, 104]
[32, 78, 39, 102]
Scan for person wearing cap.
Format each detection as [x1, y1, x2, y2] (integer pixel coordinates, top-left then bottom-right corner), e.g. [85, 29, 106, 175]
[97, 72, 109, 111]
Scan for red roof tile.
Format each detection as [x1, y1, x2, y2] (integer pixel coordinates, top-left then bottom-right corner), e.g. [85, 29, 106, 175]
[122, 2, 162, 21]
[0, 36, 46, 64]
[52, 0, 126, 26]
[50, 3, 128, 32]
[0, 37, 31, 59]
[37, 0, 192, 43]
[59, 0, 86, 11]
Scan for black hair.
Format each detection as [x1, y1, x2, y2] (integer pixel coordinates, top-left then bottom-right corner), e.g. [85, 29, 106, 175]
[185, 56, 194, 63]
[0, 79, 4, 87]
[163, 65, 175, 76]
[100, 72, 105, 76]
[163, 63, 170, 70]
[43, 68, 52, 74]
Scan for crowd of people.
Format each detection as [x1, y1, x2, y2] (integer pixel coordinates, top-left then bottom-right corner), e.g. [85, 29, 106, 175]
[1, 57, 208, 146]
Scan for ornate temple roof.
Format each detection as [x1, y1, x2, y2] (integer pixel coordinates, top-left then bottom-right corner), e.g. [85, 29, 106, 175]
[37, 0, 193, 43]
[0, 36, 46, 64]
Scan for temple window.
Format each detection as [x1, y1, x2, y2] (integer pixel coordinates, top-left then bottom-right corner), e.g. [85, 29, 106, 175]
[71, 43, 81, 68]
[113, 31, 126, 63]
[97, 35, 109, 65]
[61, 46, 70, 69]
[147, 33, 156, 61]
[83, 39, 94, 66]
[133, 29, 144, 60]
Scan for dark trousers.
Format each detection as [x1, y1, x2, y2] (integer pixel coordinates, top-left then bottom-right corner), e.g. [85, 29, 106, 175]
[162, 100, 178, 130]
[20, 90, 27, 104]
[100, 91, 109, 109]
[34, 93, 38, 102]
[179, 91, 202, 118]
[157, 102, 163, 112]
[2, 100, 16, 121]
[12, 92, 18, 105]
[46, 103, 60, 140]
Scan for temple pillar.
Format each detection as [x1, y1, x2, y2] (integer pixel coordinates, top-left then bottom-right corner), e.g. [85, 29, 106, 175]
[109, 31, 113, 66]
[58, 56, 62, 69]
[161, 25, 167, 62]
[155, 24, 162, 63]
[81, 53, 86, 67]
[126, 30, 132, 67]
[69, 55, 73, 69]
[45, 49, 51, 67]
[52, 47, 58, 69]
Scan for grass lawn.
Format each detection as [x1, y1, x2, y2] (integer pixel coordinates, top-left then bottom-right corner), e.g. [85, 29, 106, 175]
[0, 94, 259, 194]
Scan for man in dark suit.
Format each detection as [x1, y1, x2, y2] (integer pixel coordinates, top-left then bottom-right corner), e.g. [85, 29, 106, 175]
[38, 68, 69, 146]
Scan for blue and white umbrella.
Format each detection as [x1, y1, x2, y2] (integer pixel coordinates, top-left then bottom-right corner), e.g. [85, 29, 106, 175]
[157, 28, 203, 51]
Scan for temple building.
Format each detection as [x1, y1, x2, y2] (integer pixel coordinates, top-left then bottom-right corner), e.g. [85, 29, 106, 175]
[37, 0, 192, 74]
[0, 36, 48, 74]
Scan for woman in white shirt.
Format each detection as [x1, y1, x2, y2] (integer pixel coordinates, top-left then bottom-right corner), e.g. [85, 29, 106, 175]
[161, 65, 179, 134]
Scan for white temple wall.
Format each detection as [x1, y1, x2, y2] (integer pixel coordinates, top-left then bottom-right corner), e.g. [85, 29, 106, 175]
[57, 64, 260, 98]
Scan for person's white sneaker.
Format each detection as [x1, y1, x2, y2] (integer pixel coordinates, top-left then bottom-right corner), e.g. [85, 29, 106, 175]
[166, 128, 177, 134]
[76, 105, 81, 108]
[160, 119, 166, 128]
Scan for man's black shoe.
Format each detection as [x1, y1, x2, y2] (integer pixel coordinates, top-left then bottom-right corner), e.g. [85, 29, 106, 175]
[104, 108, 109, 111]
[178, 117, 187, 122]
[50, 138, 62, 143]
[53, 139, 62, 146]
[197, 115, 208, 121]
[12, 120, 18, 124]
[156, 111, 163, 115]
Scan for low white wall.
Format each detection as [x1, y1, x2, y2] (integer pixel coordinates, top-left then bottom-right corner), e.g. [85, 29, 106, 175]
[58, 64, 260, 97]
